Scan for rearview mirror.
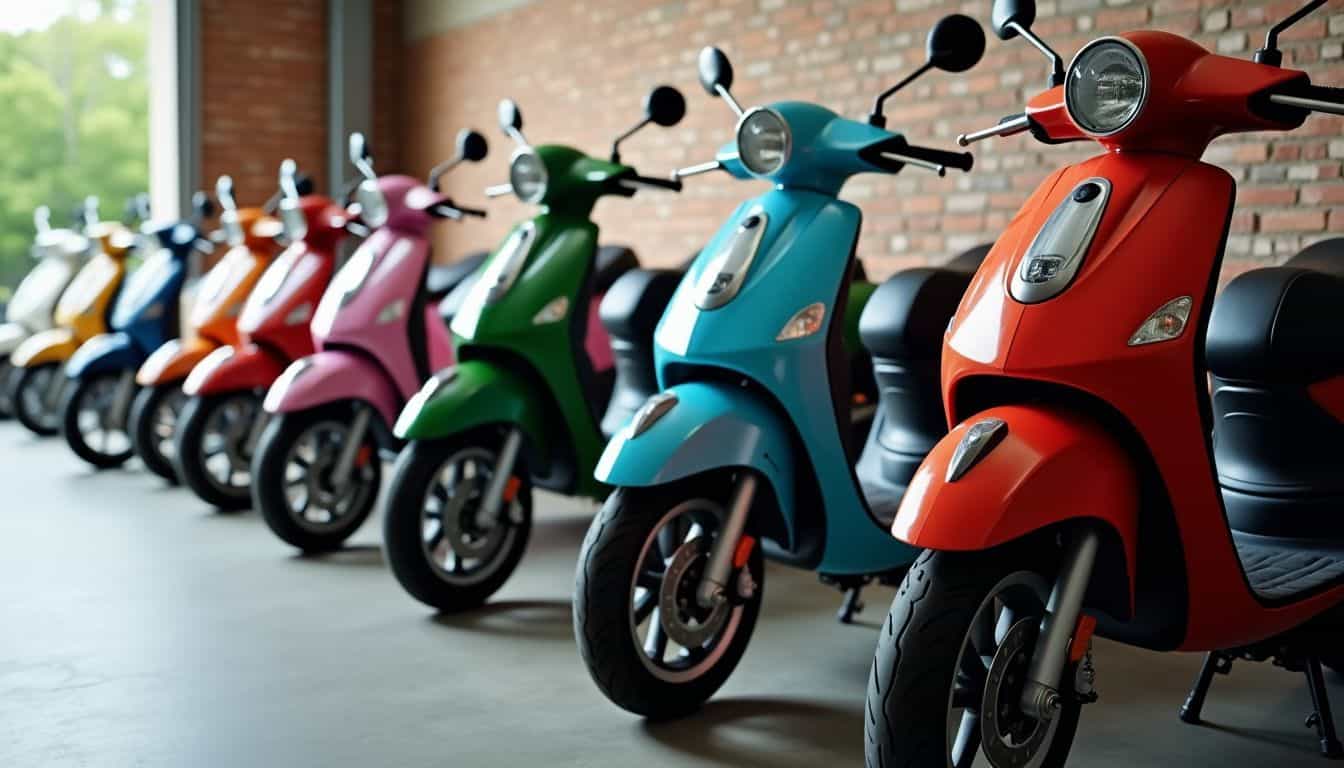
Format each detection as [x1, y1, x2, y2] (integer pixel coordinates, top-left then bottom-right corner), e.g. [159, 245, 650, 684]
[457, 129, 489, 163]
[215, 175, 237, 211]
[698, 47, 734, 96]
[991, 0, 1035, 40]
[645, 85, 686, 127]
[498, 100, 525, 144]
[927, 14, 985, 73]
[34, 205, 51, 233]
[348, 132, 369, 165]
[192, 190, 216, 220]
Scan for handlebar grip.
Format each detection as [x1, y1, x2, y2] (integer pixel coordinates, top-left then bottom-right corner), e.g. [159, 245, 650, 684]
[897, 145, 974, 173]
[458, 206, 487, 218]
[629, 174, 684, 192]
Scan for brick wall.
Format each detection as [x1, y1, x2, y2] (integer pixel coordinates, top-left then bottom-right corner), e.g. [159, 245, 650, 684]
[403, 0, 1344, 280]
[200, 0, 328, 208]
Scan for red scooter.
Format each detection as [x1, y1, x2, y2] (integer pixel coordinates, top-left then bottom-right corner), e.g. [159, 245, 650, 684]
[864, 1, 1344, 766]
[173, 160, 351, 510]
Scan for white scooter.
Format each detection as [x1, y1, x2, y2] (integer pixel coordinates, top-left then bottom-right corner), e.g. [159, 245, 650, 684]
[0, 202, 93, 416]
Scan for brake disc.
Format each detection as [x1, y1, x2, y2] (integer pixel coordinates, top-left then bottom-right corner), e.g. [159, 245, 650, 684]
[981, 617, 1059, 768]
[658, 536, 729, 648]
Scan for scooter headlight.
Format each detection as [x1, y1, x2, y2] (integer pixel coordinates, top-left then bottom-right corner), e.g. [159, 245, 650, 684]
[736, 108, 791, 176]
[1065, 38, 1148, 137]
[509, 150, 548, 204]
[354, 179, 388, 229]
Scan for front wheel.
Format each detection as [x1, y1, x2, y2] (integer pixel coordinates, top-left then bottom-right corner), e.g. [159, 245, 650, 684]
[129, 382, 187, 482]
[865, 550, 1081, 768]
[252, 405, 381, 553]
[11, 362, 65, 436]
[574, 484, 764, 719]
[60, 371, 136, 469]
[175, 391, 263, 511]
[0, 359, 15, 418]
[382, 436, 533, 613]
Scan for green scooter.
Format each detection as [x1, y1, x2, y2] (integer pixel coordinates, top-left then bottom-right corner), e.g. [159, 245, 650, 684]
[381, 87, 688, 612]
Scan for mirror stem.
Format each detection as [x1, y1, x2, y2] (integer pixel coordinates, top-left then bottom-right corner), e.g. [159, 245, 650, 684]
[868, 60, 933, 128]
[1255, 0, 1326, 66]
[427, 158, 462, 192]
[610, 117, 651, 163]
[716, 85, 745, 118]
[1009, 22, 1064, 87]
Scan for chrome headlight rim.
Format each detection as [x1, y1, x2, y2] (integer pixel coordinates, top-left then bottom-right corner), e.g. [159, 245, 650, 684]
[1065, 36, 1150, 138]
[734, 106, 792, 177]
[355, 179, 389, 229]
[509, 148, 549, 205]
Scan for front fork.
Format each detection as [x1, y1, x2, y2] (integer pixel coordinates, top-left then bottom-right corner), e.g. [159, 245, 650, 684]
[1021, 524, 1102, 720]
[110, 370, 136, 431]
[696, 472, 758, 610]
[330, 404, 373, 488]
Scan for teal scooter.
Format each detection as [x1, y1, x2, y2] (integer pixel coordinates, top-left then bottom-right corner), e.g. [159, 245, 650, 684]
[572, 15, 988, 718]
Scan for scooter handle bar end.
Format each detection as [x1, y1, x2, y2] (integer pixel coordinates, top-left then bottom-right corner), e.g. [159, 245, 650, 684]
[958, 113, 1033, 146]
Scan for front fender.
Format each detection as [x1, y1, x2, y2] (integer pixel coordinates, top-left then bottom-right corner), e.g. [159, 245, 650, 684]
[0, 322, 29, 356]
[183, 343, 286, 397]
[66, 332, 142, 378]
[595, 381, 796, 544]
[12, 328, 77, 368]
[262, 350, 401, 427]
[394, 360, 547, 455]
[893, 404, 1140, 609]
[135, 336, 219, 386]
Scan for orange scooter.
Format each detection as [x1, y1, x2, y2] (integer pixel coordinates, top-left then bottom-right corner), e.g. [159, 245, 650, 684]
[128, 176, 289, 481]
[10, 198, 146, 436]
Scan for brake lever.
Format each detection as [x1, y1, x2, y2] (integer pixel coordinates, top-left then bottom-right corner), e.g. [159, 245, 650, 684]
[673, 160, 723, 180]
[880, 152, 946, 177]
[485, 184, 513, 198]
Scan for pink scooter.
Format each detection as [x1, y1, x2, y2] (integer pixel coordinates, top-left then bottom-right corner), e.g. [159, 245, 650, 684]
[251, 130, 488, 552]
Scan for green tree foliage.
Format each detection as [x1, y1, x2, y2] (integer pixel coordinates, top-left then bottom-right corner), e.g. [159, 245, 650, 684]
[0, 0, 148, 294]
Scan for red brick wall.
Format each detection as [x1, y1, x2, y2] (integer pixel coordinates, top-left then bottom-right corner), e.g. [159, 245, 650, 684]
[200, 0, 329, 207]
[403, 0, 1344, 279]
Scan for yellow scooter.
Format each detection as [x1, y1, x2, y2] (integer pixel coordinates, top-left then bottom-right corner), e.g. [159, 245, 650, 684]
[9, 197, 148, 436]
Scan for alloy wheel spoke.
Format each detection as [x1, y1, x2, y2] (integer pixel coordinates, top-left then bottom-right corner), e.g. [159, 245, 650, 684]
[643, 608, 668, 662]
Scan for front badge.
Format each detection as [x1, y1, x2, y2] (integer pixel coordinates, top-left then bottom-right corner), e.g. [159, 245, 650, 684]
[946, 417, 1007, 482]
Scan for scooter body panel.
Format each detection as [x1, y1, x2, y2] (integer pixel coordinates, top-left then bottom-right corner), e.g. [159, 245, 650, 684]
[135, 335, 218, 386]
[934, 150, 1344, 649]
[12, 328, 78, 368]
[66, 332, 142, 378]
[311, 224, 435, 401]
[395, 359, 549, 458]
[53, 251, 125, 344]
[184, 343, 285, 397]
[5, 248, 83, 340]
[650, 185, 914, 574]
[595, 380, 798, 548]
[238, 221, 335, 362]
[107, 246, 189, 365]
[448, 212, 608, 494]
[0, 323, 28, 356]
[263, 349, 401, 428]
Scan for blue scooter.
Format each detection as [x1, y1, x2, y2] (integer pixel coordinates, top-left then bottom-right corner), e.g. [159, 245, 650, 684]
[59, 191, 215, 469]
[572, 15, 987, 718]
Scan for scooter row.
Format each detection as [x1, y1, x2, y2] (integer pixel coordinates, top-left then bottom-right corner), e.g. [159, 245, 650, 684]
[9, 0, 1344, 764]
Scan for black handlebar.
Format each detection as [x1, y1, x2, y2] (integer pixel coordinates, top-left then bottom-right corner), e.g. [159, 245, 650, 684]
[897, 144, 975, 173]
[429, 203, 487, 220]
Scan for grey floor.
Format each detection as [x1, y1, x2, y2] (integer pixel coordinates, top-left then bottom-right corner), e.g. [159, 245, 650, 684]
[0, 422, 1340, 767]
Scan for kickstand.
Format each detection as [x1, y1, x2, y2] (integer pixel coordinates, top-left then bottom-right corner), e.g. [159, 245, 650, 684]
[1304, 657, 1344, 759]
[837, 585, 864, 624]
[1180, 651, 1234, 725]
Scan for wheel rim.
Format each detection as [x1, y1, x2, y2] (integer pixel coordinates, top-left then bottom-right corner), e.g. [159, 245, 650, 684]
[149, 388, 187, 463]
[281, 418, 376, 532]
[945, 571, 1056, 768]
[416, 445, 524, 586]
[197, 393, 260, 494]
[627, 498, 750, 685]
[75, 375, 131, 456]
[19, 365, 62, 430]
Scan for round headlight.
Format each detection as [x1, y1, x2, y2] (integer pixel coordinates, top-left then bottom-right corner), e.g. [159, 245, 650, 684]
[1066, 38, 1147, 136]
[355, 180, 388, 228]
[736, 108, 791, 176]
[509, 150, 548, 204]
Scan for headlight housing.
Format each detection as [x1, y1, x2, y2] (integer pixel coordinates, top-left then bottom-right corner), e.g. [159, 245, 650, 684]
[736, 108, 791, 176]
[1066, 38, 1148, 136]
[279, 199, 308, 242]
[509, 150, 548, 204]
[220, 211, 245, 247]
[355, 179, 388, 228]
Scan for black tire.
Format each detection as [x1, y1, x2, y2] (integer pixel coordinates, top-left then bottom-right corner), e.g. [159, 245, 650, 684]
[382, 436, 533, 613]
[574, 484, 765, 719]
[11, 362, 64, 437]
[175, 392, 261, 511]
[865, 550, 1081, 768]
[252, 405, 382, 553]
[60, 371, 136, 469]
[129, 382, 185, 483]
[0, 359, 15, 418]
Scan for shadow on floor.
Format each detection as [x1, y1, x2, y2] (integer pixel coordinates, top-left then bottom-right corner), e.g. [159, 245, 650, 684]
[292, 544, 385, 567]
[641, 696, 862, 768]
[431, 598, 573, 640]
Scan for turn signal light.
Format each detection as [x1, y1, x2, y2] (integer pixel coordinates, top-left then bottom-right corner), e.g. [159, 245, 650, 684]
[1128, 296, 1192, 346]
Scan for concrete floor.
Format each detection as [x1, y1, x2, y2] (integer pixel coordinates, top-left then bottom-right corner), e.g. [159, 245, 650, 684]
[0, 422, 1341, 767]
